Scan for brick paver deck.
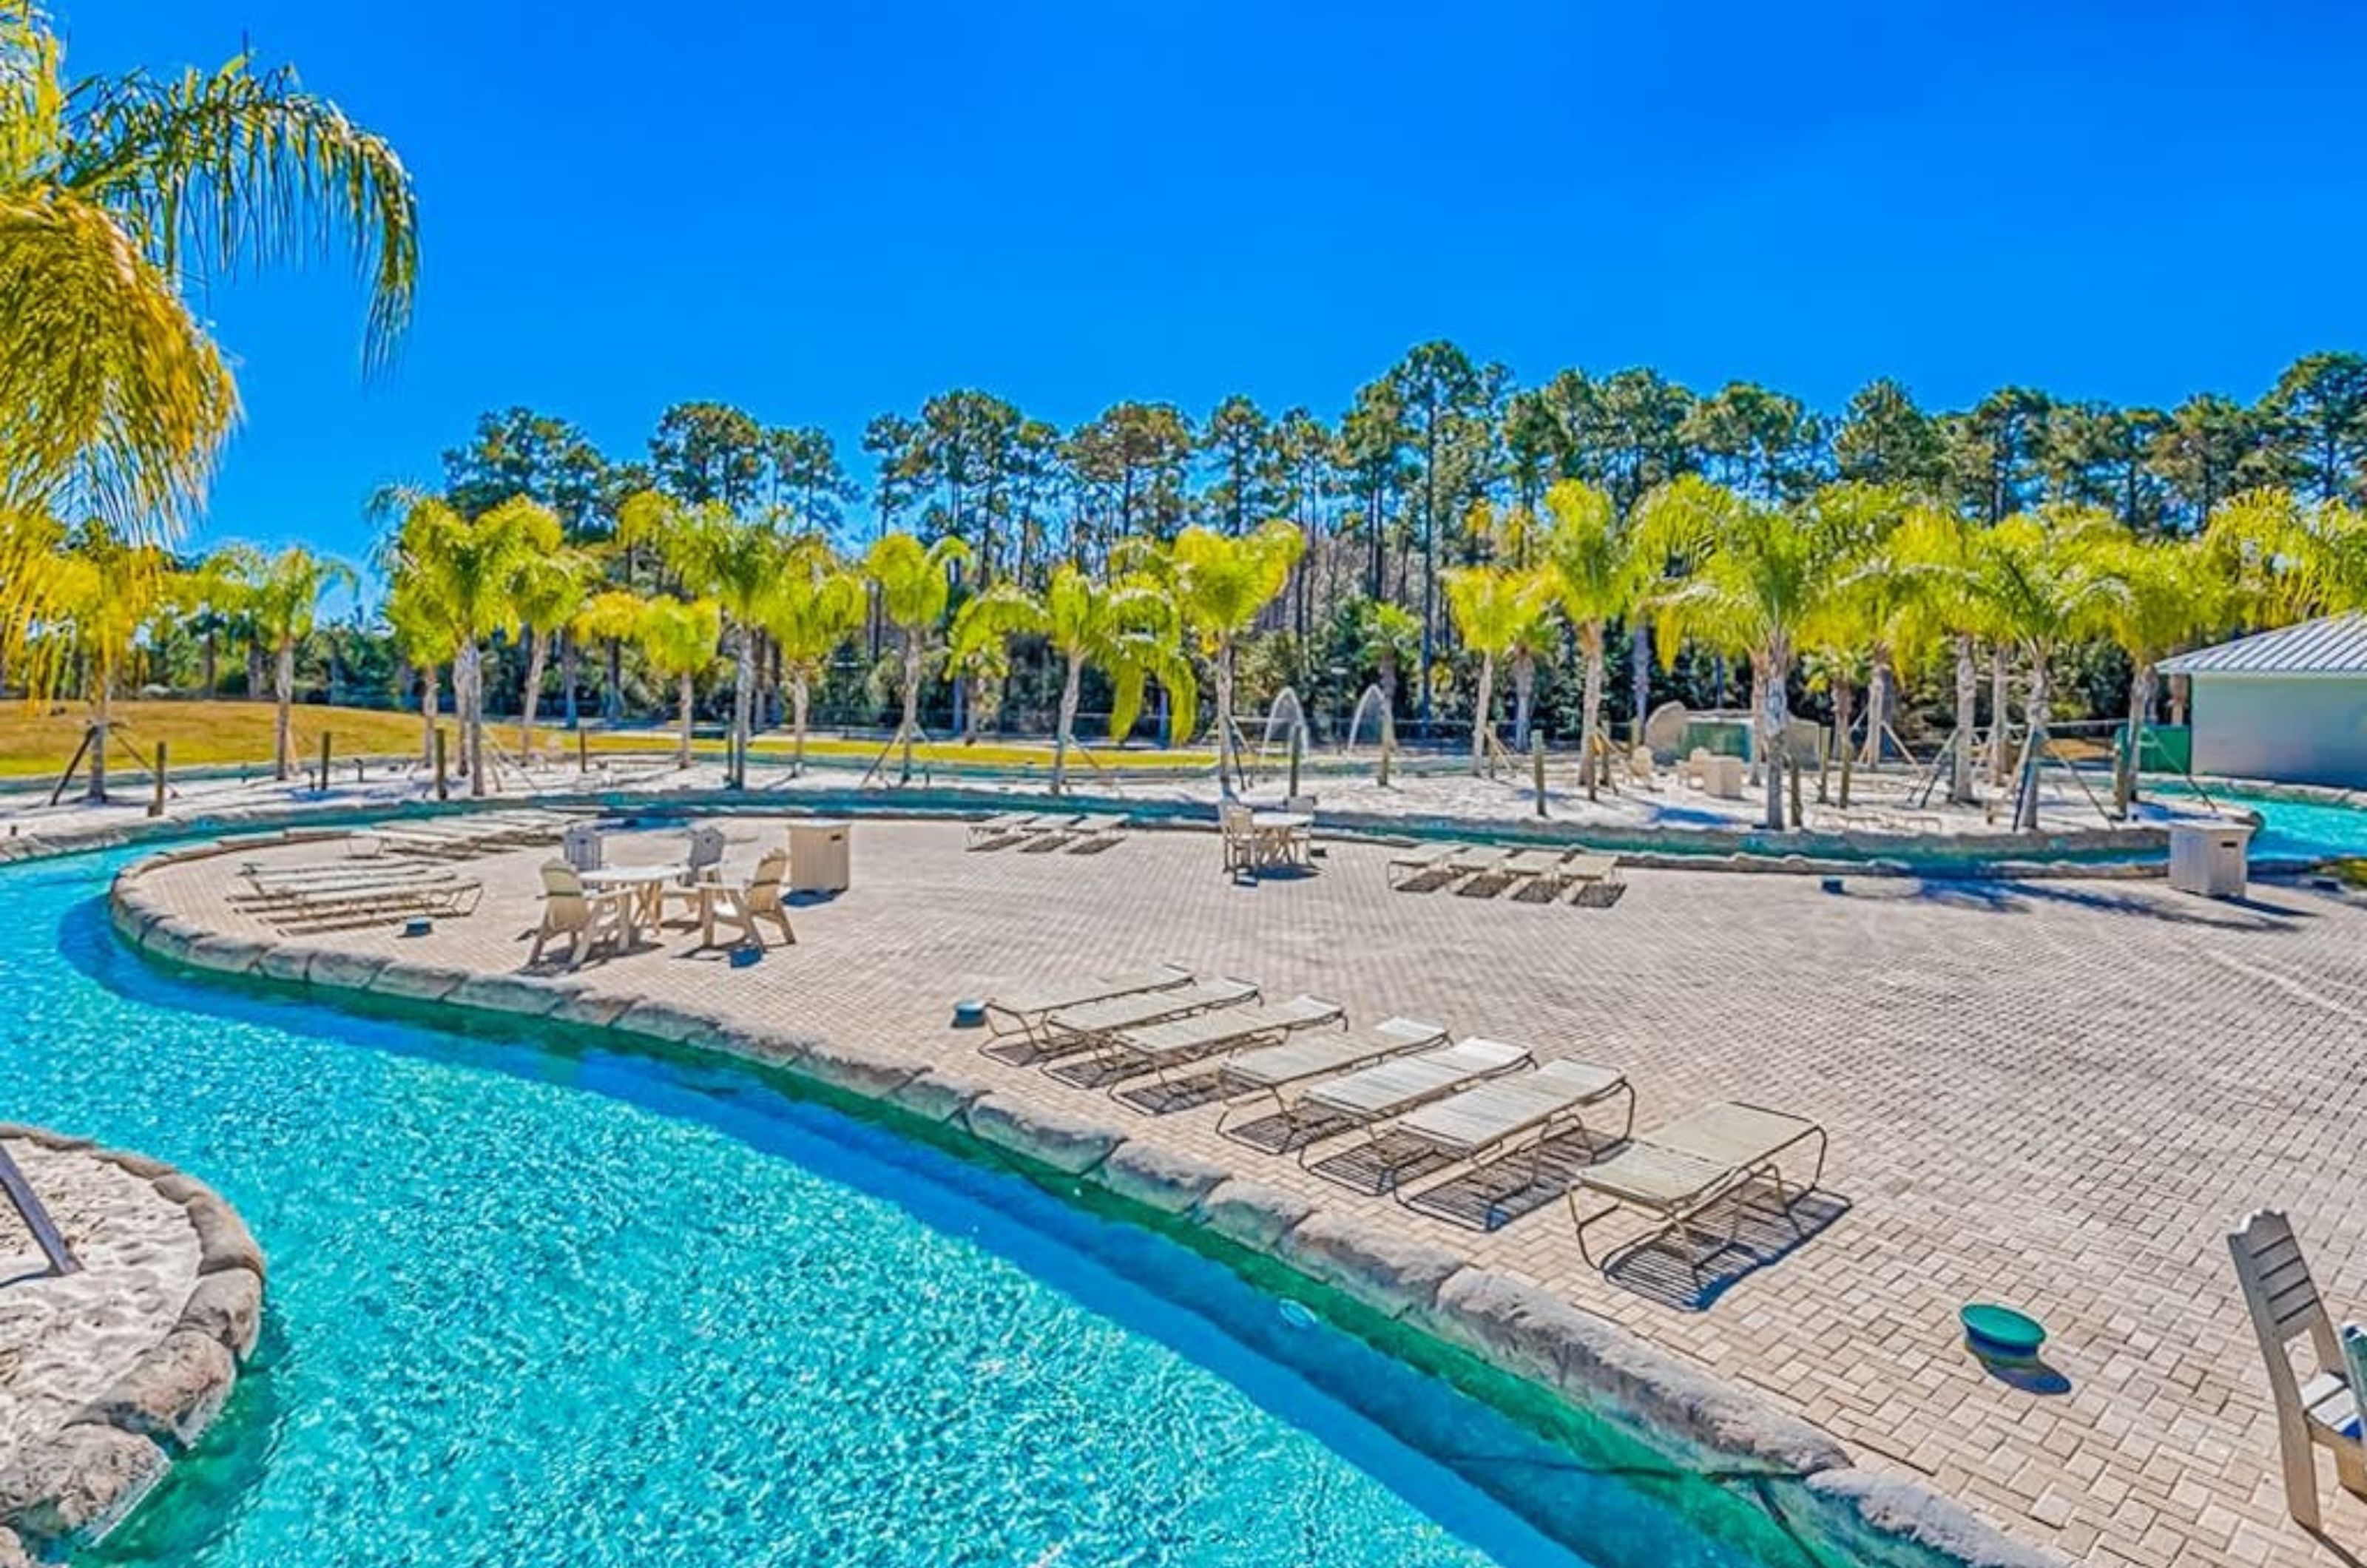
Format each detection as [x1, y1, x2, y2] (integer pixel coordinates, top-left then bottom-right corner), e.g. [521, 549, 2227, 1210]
[129, 815, 2367, 1567]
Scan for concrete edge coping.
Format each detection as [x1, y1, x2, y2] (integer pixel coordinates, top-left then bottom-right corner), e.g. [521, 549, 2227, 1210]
[0, 1123, 264, 1558]
[0, 781, 2234, 886]
[104, 835, 2066, 1568]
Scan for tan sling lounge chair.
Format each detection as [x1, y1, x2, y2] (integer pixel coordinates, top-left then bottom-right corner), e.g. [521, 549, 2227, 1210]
[968, 811, 1041, 849]
[1391, 1058, 1632, 1222]
[1075, 993, 1344, 1105]
[1037, 976, 1260, 1062]
[979, 964, 1193, 1050]
[1569, 1101, 1828, 1276]
[1385, 842, 1459, 888]
[2229, 1209, 2367, 1527]
[1294, 1038, 1532, 1171]
[1215, 1016, 1449, 1141]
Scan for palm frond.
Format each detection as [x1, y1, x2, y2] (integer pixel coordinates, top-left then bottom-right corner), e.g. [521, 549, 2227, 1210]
[59, 52, 418, 368]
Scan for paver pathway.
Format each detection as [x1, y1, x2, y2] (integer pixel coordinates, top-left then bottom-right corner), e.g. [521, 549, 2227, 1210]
[131, 817, 2367, 1567]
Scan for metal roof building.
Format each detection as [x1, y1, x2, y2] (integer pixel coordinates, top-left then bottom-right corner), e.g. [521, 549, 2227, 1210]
[2158, 613, 2367, 677]
[2160, 614, 2367, 785]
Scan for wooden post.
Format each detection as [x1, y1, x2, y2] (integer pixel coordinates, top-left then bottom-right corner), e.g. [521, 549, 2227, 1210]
[434, 728, 449, 802]
[149, 743, 166, 819]
[318, 731, 332, 793]
[1532, 733, 1547, 818]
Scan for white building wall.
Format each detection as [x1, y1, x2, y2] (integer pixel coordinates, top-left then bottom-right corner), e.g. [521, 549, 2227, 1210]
[2190, 674, 2367, 787]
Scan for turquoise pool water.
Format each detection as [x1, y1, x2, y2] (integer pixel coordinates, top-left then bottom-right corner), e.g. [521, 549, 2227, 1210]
[2150, 786, 2367, 860]
[6, 854, 1784, 1568]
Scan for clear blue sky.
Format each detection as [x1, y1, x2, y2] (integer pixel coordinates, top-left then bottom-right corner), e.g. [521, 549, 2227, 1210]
[61, 1, 2367, 561]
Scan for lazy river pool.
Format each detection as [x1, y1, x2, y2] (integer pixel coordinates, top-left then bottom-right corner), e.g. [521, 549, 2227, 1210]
[2149, 785, 2367, 861]
[6, 851, 1799, 1568]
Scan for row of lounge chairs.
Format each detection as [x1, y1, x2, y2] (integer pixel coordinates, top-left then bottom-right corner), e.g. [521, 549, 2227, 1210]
[973, 964, 1825, 1269]
[1387, 842, 1624, 904]
[354, 809, 581, 862]
[233, 856, 483, 933]
[966, 813, 1129, 854]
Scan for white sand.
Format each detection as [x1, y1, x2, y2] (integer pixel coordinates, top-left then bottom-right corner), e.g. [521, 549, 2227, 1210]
[0, 1141, 201, 1470]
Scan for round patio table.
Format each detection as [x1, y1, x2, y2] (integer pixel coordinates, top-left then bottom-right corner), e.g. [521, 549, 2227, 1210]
[580, 864, 684, 935]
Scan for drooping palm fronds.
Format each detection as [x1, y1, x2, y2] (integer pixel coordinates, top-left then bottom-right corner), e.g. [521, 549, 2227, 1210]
[0, 3, 416, 529]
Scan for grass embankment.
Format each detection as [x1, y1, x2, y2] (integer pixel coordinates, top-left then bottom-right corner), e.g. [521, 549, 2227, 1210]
[0, 701, 426, 779]
[0, 700, 1218, 780]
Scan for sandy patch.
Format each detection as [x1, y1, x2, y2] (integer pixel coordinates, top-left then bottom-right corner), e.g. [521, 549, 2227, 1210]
[0, 1142, 201, 1470]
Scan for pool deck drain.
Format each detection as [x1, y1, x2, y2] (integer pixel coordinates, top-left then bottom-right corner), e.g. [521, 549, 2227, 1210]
[103, 814, 2367, 1568]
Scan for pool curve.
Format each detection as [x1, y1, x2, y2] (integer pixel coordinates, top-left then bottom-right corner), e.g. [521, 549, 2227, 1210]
[5, 845, 1816, 1568]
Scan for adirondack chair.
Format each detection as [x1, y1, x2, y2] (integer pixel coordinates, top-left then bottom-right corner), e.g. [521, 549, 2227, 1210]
[2229, 1209, 2367, 1527]
[529, 860, 630, 969]
[701, 848, 796, 950]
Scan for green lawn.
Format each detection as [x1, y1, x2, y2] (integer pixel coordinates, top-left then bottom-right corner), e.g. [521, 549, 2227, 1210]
[0, 700, 1218, 780]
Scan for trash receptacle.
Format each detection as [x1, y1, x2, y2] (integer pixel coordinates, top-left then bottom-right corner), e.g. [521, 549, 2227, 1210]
[786, 818, 851, 895]
[562, 822, 605, 871]
[2167, 820, 2253, 898]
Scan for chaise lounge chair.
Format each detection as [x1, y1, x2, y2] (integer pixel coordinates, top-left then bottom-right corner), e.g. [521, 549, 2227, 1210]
[1385, 842, 1460, 889]
[1568, 1101, 1827, 1276]
[1036, 976, 1261, 1063]
[2229, 1209, 2367, 1527]
[1215, 1016, 1449, 1142]
[1292, 1038, 1532, 1170]
[1018, 815, 1093, 853]
[1074, 993, 1345, 1106]
[979, 964, 1194, 1050]
[967, 811, 1041, 850]
[1390, 1059, 1633, 1223]
[1067, 814, 1130, 854]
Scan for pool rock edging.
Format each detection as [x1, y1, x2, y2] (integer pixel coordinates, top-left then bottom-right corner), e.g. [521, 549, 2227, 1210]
[0, 1124, 265, 1561]
[106, 842, 2063, 1568]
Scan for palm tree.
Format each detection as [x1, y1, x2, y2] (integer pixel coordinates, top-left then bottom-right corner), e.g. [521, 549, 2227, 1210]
[381, 494, 554, 797]
[0, 8, 416, 532]
[572, 589, 646, 758]
[1533, 480, 1644, 798]
[761, 546, 865, 777]
[2083, 529, 2222, 814]
[1166, 521, 1303, 795]
[1442, 565, 1555, 774]
[948, 584, 1043, 740]
[651, 496, 791, 788]
[1054, 566, 1195, 796]
[631, 595, 721, 768]
[984, 564, 1197, 794]
[1632, 476, 1862, 831]
[1959, 509, 2129, 830]
[862, 531, 971, 784]
[1880, 504, 1990, 805]
[385, 575, 457, 772]
[234, 544, 357, 781]
[2205, 487, 2367, 621]
[512, 542, 595, 763]
[1354, 599, 1421, 718]
[20, 520, 180, 800]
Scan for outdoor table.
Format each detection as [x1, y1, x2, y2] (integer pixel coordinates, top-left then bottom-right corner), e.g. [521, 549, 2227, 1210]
[581, 864, 684, 936]
[1250, 811, 1313, 868]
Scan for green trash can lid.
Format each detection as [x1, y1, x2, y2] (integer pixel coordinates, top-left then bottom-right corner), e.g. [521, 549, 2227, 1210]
[1959, 1302, 2045, 1356]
